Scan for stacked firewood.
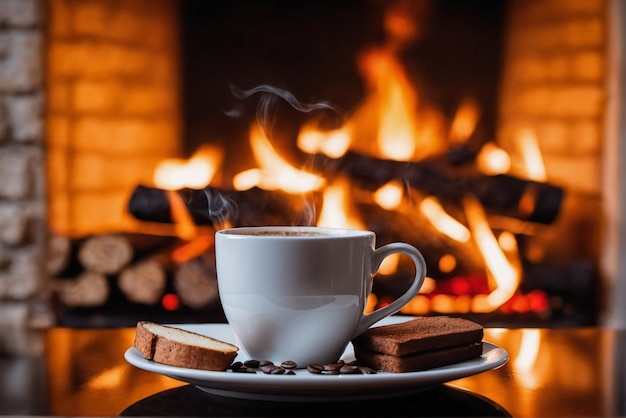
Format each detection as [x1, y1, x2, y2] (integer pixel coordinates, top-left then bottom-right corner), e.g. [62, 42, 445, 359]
[48, 232, 220, 310]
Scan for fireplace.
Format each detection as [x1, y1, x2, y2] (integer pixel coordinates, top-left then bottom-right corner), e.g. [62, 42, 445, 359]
[2, 0, 622, 332]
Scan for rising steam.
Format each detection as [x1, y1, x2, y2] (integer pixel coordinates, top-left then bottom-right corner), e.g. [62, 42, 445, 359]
[222, 85, 346, 227]
[203, 188, 237, 229]
[230, 84, 342, 131]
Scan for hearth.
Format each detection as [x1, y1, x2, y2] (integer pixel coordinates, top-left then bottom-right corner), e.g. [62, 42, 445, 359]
[37, 0, 612, 328]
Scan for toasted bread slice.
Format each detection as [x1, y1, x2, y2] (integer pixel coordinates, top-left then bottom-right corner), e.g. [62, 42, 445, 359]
[352, 316, 483, 357]
[134, 321, 238, 371]
[354, 342, 483, 372]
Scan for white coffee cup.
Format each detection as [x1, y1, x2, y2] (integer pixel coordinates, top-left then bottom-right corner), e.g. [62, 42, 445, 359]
[215, 226, 427, 367]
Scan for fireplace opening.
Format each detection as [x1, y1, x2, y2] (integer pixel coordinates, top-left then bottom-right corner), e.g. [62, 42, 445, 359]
[45, 0, 603, 327]
[180, 0, 504, 163]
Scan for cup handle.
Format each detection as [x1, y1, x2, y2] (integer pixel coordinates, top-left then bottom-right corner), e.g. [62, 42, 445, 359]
[352, 243, 427, 338]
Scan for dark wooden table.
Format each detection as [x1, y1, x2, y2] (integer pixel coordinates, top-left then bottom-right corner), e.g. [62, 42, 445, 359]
[1, 326, 624, 416]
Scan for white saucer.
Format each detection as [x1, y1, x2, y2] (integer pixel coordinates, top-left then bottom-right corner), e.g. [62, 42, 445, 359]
[124, 316, 508, 402]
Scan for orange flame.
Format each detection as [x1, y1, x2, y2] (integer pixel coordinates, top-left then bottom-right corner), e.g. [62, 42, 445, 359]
[154, 145, 222, 190]
[516, 128, 547, 181]
[448, 98, 481, 146]
[476, 142, 511, 175]
[420, 197, 470, 242]
[316, 177, 365, 230]
[171, 235, 214, 264]
[233, 123, 325, 193]
[373, 180, 404, 210]
[166, 189, 218, 263]
[297, 122, 352, 159]
[464, 196, 521, 312]
[166, 190, 198, 241]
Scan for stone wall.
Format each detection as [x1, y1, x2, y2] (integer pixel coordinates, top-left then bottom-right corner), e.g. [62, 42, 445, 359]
[0, 0, 50, 342]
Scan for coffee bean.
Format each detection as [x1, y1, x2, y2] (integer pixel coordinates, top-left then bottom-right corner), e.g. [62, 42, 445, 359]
[307, 364, 323, 374]
[270, 366, 286, 375]
[260, 364, 277, 374]
[285, 370, 296, 375]
[359, 366, 377, 374]
[229, 361, 243, 370]
[340, 365, 361, 374]
[323, 361, 344, 371]
[306, 361, 378, 375]
[243, 359, 260, 368]
[280, 360, 297, 369]
[259, 360, 274, 367]
[233, 365, 256, 373]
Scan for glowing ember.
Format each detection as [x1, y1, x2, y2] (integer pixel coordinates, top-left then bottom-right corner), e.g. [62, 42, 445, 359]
[438, 254, 457, 273]
[420, 197, 471, 242]
[161, 293, 180, 311]
[154, 145, 222, 190]
[234, 123, 325, 193]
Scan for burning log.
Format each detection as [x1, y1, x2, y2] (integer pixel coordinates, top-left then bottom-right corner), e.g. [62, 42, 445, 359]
[315, 151, 564, 224]
[127, 185, 312, 227]
[128, 150, 563, 228]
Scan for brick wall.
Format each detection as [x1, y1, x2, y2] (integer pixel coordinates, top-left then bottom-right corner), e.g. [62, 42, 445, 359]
[46, 0, 181, 237]
[497, 0, 607, 264]
[0, 0, 181, 339]
[498, 0, 607, 193]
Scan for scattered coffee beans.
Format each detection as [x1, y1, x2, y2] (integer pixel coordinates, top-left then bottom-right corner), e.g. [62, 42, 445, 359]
[229, 359, 378, 375]
[306, 360, 377, 375]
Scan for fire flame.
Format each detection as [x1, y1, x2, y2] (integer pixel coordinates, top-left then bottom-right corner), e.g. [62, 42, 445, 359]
[476, 142, 511, 175]
[153, 145, 222, 190]
[316, 177, 365, 230]
[516, 128, 547, 181]
[374, 180, 404, 210]
[233, 123, 325, 193]
[420, 197, 471, 242]
[165, 189, 216, 263]
[297, 122, 352, 159]
[350, 48, 446, 161]
[464, 196, 521, 312]
[448, 98, 481, 146]
[145, 1, 549, 317]
[165, 190, 198, 241]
